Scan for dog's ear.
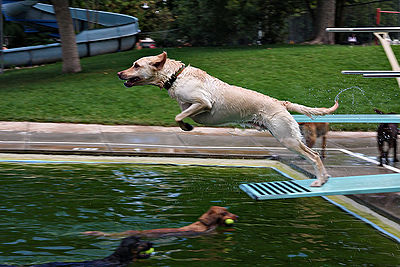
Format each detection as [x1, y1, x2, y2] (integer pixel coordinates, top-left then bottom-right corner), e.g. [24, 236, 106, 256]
[198, 207, 219, 226]
[111, 237, 138, 261]
[152, 52, 167, 70]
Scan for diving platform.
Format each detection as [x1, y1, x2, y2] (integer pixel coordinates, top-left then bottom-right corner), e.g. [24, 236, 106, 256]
[326, 27, 400, 32]
[293, 114, 400, 123]
[342, 70, 400, 78]
[326, 26, 400, 86]
[239, 173, 400, 200]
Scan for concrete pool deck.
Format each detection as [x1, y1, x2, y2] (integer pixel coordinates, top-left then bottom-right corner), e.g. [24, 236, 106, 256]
[0, 121, 400, 239]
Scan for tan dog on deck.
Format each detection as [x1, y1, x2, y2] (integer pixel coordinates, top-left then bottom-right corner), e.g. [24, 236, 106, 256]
[299, 122, 329, 158]
[117, 52, 338, 186]
[83, 206, 238, 238]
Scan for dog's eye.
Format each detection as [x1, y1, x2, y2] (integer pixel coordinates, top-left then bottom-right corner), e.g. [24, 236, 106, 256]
[134, 63, 140, 68]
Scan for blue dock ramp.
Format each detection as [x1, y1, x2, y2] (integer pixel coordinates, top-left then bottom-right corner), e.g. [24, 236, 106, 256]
[239, 173, 400, 200]
[293, 114, 400, 123]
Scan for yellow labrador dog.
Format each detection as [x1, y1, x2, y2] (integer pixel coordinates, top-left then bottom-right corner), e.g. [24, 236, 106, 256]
[117, 52, 338, 186]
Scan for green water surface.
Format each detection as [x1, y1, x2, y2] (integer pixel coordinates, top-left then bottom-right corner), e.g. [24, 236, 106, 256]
[0, 163, 399, 266]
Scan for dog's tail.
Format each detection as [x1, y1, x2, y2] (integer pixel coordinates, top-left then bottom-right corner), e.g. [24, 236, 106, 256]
[283, 101, 338, 118]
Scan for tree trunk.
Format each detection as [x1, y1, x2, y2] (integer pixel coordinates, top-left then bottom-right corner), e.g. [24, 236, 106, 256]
[308, 0, 336, 44]
[335, 0, 346, 44]
[52, 0, 81, 73]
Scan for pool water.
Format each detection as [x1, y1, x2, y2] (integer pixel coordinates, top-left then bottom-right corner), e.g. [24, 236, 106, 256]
[0, 163, 399, 266]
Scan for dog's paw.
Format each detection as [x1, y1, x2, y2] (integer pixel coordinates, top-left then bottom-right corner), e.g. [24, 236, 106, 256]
[310, 179, 328, 187]
[179, 122, 194, 131]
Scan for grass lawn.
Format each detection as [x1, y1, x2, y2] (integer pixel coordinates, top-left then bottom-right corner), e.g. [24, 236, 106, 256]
[1, 45, 399, 131]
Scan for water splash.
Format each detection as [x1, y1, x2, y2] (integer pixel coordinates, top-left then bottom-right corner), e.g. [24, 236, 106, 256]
[335, 86, 374, 106]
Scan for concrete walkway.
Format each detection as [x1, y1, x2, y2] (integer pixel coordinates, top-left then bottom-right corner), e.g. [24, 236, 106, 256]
[0, 121, 399, 226]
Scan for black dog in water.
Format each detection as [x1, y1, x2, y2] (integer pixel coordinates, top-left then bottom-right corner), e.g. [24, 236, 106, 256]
[0, 236, 152, 267]
[374, 108, 399, 166]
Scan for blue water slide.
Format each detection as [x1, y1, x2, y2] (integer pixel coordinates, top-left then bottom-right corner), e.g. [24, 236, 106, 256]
[2, 0, 140, 67]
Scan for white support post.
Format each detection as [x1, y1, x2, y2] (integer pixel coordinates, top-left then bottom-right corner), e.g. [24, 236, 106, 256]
[373, 32, 400, 87]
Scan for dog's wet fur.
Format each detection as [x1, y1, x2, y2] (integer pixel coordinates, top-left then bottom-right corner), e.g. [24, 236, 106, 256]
[375, 108, 399, 166]
[117, 52, 338, 186]
[83, 206, 238, 238]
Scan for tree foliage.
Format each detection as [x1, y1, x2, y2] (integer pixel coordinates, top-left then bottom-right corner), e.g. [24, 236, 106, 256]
[6, 0, 400, 48]
[70, 0, 302, 46]
[71, 0, 173, 35]
[172, 0, 301, 45]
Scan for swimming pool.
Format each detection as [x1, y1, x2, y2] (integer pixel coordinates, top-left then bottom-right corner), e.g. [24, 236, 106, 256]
[1, 162, 399, 266]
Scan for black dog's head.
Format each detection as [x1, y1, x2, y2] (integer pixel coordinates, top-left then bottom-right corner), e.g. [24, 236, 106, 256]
[109, 236, 153, 263]
[374, 108, 397, 115]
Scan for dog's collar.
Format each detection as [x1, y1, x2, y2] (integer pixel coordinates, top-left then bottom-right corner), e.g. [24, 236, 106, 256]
[163, 64, 186, 90]
[198, 218, 212, 227]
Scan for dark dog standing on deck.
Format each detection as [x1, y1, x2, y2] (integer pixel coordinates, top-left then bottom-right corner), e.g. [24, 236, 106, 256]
[374, 108, 399, 166]
[299, 122, 329, 158]
[0, 236, 152, 267]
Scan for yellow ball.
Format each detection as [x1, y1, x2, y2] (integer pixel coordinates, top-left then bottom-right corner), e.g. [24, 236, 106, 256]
[144, 248, 154, 254]
[225, 219, 234, 225]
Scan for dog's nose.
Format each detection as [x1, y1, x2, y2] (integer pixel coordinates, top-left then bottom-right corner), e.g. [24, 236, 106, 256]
[117, 71, 126, 79]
